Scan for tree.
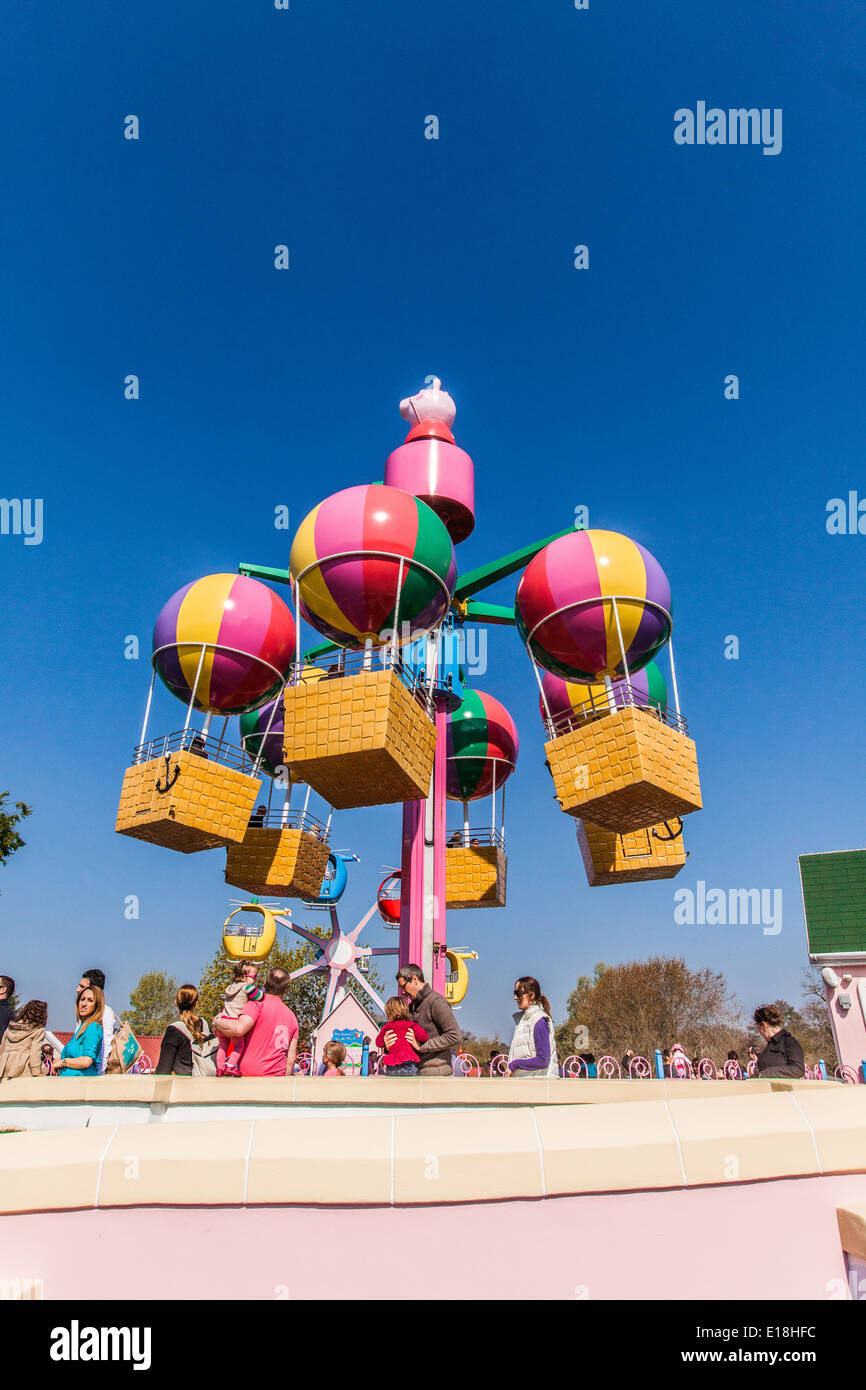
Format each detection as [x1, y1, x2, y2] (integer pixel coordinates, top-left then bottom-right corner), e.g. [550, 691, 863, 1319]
[555, 955, 737, 1062]
[554, 958, 840, 1071]
[122, 971, 179, 1036]
[801, 964, 827, 1006]
[798, 998, 838, 1071]
[459, 1029, 509, 1062]
[198, 934, 386, 1051]
[0, 793, 31, 884]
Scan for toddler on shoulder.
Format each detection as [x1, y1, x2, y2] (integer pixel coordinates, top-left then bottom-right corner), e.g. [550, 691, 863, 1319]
[215, 963, 263, 1076]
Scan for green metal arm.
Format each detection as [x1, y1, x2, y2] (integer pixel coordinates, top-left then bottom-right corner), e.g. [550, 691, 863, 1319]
[304, 638, 342, 661]
[461, 600, 516, 626]
[238, 563, 293, 586]
[237, 563, 340, 659]
[242, 522, 571, 656]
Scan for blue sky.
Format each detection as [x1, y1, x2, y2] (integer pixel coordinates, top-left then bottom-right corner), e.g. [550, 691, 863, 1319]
[1, 0, 864, 1042]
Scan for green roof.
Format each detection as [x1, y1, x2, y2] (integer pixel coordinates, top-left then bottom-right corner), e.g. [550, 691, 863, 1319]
[799, 850, 866, 954]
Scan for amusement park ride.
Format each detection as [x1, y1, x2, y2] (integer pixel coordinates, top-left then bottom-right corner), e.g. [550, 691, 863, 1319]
[116, 377, 702, 1042]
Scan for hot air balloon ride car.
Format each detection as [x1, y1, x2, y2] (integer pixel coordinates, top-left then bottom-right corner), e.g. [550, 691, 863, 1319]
[283, 484, 457, 809]
[517, 530, 701, 833]
[226, 689, 333, 899]
[116, 574, 296, 853]
[576, 818, 687, 886]
[444, 690, 518, 909]
[224, 808, 331, 900]
[540, 663, 688, 882]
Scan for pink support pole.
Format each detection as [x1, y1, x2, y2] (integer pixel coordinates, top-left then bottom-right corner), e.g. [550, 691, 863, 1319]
[432, 698, 448, 994]
[399, 696, 449, 991]
[399, 799, 425, 970]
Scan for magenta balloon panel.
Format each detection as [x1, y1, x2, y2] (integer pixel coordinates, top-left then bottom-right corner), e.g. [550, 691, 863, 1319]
[516, 529, 672, 682]
[289, 485, 457, 648]
[446, 690, 519, 801]
[152, 574, 296, 715]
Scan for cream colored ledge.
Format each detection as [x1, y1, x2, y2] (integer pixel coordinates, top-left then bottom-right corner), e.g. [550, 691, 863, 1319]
[0, 1087, 864, 1213]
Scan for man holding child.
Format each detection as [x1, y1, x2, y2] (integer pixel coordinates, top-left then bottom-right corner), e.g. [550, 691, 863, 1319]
[379, 964, 461, 1077]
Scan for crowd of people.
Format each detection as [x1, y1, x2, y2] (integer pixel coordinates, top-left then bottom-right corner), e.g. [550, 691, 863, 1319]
[0, 968, 807, 1081]
[608, 1010, 807, 1079]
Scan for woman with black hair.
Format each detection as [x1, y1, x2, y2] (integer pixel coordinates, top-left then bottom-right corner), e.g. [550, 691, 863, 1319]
[506, 977, 559, 1078]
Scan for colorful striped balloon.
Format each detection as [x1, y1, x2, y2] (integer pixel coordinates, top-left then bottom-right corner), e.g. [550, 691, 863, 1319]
[239, 697, 284, 775]
[445, 690, 519, 801]
[152, 574, 296, 716]
[289, 484, 457, 649]
[516, 529, 672, 682]
[539, 660, 668, 724]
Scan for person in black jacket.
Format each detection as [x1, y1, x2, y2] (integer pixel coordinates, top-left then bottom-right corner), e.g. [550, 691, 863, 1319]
[155, 985, 215, 1075]
[0, 976, 15, 1043]
[752, 1004, 806, 1078]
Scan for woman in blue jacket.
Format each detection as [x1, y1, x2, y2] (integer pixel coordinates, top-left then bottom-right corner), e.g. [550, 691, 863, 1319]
[59, 984, 104, 1077]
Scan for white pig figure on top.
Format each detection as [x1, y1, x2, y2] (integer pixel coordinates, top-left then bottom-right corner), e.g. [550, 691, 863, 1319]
[399, 377, 457, 430]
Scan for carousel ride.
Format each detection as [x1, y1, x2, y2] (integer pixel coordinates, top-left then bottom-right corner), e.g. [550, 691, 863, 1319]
[115, 376, 702, 1027]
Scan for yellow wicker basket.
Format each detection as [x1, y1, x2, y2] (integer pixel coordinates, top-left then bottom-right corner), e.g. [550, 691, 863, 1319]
[224, 828, 331, 899]
[546, 704, 701, 833]
[115, 752, 261, 853]
[577, 818, 687, 886]
[445, 845, 507, 909]
[282, 668, 437, 809]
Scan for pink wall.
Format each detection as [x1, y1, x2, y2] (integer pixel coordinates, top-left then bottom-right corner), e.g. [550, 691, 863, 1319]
[2, 1174, 863, 1301]
[824, 971, 866, 1079]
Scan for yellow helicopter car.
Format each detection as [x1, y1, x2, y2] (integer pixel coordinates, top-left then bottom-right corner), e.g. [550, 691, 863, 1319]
[444, 949, 478, 1005]
[222, 901, 282, 960]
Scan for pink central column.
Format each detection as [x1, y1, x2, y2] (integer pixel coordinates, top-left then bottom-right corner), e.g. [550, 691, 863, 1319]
[399, 800, 424, 969]
[399, 698, 448, 991]
[431, 699, 448, 993]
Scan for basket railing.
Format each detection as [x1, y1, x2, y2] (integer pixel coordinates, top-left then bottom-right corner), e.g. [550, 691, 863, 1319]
[289, 645, 436, 718]
[132, 726, 254, 772]
[244, 807, 331, 838]
[445, 827, 505, 849]
[544, 682, 688, 742]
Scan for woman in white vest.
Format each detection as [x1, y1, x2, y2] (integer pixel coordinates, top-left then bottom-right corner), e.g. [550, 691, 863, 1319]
[507, 977, 559, 1077]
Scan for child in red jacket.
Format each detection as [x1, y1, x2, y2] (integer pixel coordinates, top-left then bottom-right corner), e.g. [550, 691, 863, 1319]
[375, 996, 428, 1076]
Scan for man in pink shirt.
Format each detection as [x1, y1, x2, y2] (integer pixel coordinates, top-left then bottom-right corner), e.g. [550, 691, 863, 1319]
[213, 968, 298, 1077]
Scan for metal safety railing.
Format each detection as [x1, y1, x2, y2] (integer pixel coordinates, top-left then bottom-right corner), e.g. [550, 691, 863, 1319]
[543, 682, 689, 742]
[289, 645, 436, 718]
[132, 727, 255, 772]
[244, 807, 331, 839]
[445, 827, 505, 849]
